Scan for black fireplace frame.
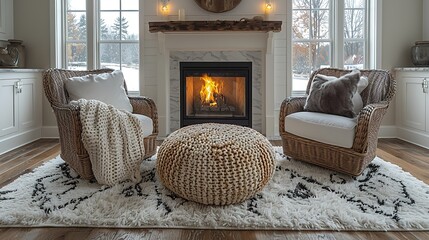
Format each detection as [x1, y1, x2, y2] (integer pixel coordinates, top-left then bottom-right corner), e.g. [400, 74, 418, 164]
[180, 61, 252, 128]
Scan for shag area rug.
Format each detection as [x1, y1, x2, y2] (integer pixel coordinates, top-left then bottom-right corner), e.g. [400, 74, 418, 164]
[1, 147, 428, 230]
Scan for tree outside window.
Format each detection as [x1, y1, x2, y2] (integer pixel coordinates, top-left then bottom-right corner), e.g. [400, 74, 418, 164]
[64, 0, 140, 92]
[292, 0, 367, 92]
[66, 6, 87, 69]
[344, 0, 366, 69]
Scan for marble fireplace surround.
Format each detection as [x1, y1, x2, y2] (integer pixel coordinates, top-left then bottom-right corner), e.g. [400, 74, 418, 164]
[170, 51, 261, 133]
[155, 31, 276, 137]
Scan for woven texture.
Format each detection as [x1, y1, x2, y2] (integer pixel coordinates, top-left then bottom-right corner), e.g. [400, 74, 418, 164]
[156, 123, 275, 205]
[43, 68, 158, 180]
[77, 99, 145, 186]
[279, 68, 396, 176]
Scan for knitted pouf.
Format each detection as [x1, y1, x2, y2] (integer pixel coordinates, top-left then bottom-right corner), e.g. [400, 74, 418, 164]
[156, 123, 275, 205]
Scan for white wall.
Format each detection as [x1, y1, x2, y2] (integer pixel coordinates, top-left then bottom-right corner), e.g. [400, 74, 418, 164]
[380, 0, 423, 129]
[0, 0, 14, 41]
[13, 0, 51, 69]
[424, 0, 429, 39]
[11, 0, 425, 137]
[13, 0, 58, 133]
[382, 0, 422, 69]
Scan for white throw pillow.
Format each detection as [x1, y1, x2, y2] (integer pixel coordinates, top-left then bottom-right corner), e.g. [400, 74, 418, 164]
[352, 76, 369, 115]
[65, 70, 133, 112]
[357, 76, 369, 94]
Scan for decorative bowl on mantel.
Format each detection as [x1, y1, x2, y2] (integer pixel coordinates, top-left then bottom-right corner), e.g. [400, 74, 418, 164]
[411, 41, 429, 66]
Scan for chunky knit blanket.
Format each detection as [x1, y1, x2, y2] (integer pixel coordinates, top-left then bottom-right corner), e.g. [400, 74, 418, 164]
[75, 99, 145, 186]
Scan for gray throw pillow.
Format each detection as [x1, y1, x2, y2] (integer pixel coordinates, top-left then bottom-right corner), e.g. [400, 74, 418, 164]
[304, 70, 361, 118]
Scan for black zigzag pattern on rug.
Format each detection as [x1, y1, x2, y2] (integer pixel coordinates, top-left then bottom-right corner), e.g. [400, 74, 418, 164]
[274, 159, 415, 222]
[0, 148, 420, 223]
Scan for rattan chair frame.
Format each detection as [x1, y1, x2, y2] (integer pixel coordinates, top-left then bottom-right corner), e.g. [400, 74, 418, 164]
[279, 68, 396, 176]
[43, 68, 158, 180]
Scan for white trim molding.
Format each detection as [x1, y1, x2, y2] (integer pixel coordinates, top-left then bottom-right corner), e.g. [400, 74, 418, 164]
[369, 0, 383, 69]
[41, 126, 59, 139]
[397, 127, 429, 149]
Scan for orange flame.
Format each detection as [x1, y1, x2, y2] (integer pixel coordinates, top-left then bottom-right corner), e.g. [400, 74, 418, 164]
[199, 74, 222, 106]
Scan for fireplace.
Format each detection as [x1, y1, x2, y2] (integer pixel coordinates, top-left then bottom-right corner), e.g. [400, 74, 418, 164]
[180, 62, 252, 127]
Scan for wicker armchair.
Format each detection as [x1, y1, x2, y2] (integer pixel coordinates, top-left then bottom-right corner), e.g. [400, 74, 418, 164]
[43, 68, 158, 179]
[279, 68, 396, 176]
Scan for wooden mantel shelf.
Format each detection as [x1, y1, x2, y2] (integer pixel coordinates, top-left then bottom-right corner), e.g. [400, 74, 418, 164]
[149, 20, 282, 33]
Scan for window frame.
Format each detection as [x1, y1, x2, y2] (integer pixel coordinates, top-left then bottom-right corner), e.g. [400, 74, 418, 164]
[287, 0, 381, 96]
[51, 0, 142, 94]
[291, 0, 334, 94]
[64, 1, 89, 70]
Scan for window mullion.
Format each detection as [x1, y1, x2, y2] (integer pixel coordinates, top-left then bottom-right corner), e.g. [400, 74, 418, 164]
[119, 0, 123, 71]
[61, 0, 67, 68]
[368, 0, 377, 68]
[333, 0, 344, 68]
[309, 2, 313, 40]
[86, 0, 96, 69]
[285, 0, 293, 97]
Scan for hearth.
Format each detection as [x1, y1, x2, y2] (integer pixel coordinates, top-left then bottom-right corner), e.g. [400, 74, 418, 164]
[180, 62, 252, 127]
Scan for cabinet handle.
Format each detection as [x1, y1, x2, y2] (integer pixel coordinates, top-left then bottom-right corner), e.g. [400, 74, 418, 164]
[15, 80, 22, 94]
[423, 78, 429, 93]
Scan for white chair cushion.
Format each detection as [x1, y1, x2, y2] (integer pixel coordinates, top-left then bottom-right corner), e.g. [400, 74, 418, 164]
[133, 114, 154, 137]
[65, 70, 133, 112]
[284, 112, 358, 148]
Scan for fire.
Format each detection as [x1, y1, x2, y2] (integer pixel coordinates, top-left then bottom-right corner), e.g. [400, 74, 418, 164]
[199, 74, 223, 107]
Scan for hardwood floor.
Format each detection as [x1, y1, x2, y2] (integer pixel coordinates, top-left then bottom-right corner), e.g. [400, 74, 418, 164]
[0, 138, 428, 239]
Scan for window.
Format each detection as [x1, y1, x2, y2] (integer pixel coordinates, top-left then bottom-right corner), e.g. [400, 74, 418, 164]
[63, 0, 140, 92]
[65, 0, 87, 69]
[291, 0, 369, 93]
[343, 0, 366, 69]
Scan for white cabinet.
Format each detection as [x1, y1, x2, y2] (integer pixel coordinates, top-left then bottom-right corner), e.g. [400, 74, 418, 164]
[0, 79, 18, 136]
[0, 0, 14, 40]
[395, 68, 429, 148]
[0, 70, 42, 154]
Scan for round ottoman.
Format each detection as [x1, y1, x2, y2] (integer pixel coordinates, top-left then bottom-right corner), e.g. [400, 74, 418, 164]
[156, 123, 275, 205]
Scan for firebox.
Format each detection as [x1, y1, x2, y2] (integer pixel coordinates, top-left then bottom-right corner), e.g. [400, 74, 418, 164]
[180, 62, 252, 127]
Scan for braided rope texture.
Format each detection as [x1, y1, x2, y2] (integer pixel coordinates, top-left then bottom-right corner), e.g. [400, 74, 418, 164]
[279, 68, 396, 176]
[157, 123, 275, 205]
[42, 68, 158, 179]
[78, 99, 145, 186]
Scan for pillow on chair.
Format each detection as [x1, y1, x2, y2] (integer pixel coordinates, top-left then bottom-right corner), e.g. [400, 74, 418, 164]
[351, 75, 369, 115]
[304, 70, 367, 118]
[65, 70, 133, 112]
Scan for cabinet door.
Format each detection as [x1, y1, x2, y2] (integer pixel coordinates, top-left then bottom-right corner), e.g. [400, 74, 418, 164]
[19, 79, 37, 130]
[426, 78, 429, 133]
[0, 79, 18, 137]
[401, 77, 426, 131]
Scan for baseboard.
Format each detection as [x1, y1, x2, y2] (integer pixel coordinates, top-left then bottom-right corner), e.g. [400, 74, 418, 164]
[378, 125, 398, 138]
[396, 127, 429, 149]
[42, 126, 59, 138]
[267, 135, 281, 141]
[0, 128, 42, 155]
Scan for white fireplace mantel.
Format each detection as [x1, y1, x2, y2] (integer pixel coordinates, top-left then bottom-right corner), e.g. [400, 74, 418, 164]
[154, 31, 276, 137]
